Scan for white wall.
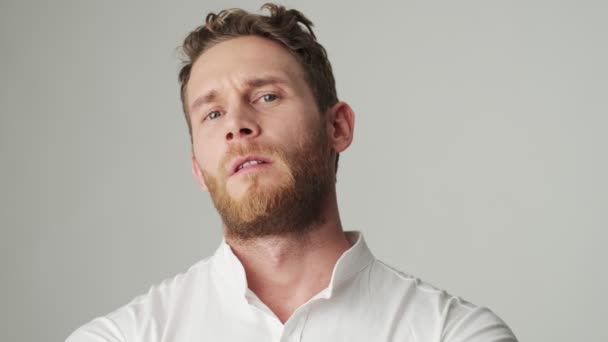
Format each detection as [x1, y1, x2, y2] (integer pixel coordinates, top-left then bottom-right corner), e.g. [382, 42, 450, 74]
[1, 0, 606, 341]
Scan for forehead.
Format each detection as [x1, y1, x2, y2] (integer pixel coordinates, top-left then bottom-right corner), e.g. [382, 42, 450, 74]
[187, 36, 307, 101]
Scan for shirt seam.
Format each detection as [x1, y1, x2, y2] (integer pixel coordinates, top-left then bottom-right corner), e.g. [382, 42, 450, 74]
[375, 259, 446, 295]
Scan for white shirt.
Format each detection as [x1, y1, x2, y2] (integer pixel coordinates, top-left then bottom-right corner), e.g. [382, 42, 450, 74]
[66, 231, 517, 342]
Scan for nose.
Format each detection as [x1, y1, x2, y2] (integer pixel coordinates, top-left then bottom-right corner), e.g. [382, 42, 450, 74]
[224, 103, 261, 142]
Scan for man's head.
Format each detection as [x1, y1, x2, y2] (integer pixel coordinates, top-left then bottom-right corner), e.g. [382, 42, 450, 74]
[178, 4, 354, 241]
[179, 3, 338, 144]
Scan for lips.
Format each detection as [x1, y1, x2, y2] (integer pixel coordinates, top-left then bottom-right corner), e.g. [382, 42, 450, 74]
[230, 155, 272, 176]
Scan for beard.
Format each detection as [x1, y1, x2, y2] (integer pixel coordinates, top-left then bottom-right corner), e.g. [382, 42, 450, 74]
[200, 126, 334, 241]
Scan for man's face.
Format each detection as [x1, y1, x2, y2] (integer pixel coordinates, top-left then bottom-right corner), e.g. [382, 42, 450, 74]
[187, 35, 335, 240]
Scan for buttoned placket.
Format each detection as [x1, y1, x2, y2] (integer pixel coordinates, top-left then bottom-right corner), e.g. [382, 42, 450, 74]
[280, 287, 332, 342]
[216, 232, 372, 341]
[242, 289, 283, 341]
[244, 287, 330, 342]
[280, 306, 310, 342]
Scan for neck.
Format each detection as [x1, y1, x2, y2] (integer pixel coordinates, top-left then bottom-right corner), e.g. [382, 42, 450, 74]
[224, 191, 351, 323]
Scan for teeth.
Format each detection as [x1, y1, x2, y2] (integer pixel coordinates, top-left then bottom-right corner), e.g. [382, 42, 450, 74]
[238, 160, 264, 170]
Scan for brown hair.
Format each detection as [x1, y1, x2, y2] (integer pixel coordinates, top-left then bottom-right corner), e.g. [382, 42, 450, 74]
[178, 3, 340, 170]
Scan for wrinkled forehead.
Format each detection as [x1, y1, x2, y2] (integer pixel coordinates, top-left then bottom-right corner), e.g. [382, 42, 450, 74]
[186, 36, 309, 103]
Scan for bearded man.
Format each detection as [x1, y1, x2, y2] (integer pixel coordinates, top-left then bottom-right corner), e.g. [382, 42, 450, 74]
[67, 3, 517, 341]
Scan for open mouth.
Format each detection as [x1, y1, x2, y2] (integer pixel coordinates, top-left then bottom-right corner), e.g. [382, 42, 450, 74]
[231, 156, 272, 176]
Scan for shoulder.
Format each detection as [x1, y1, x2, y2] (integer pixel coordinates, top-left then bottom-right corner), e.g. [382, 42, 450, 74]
[66, 257, 214, 342]
[367, 259, 518, 342]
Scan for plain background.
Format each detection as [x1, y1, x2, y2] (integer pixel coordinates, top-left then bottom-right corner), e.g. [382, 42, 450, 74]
[1, 0, 606, 341]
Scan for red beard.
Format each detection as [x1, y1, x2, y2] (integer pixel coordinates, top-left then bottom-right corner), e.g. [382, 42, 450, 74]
[201, 126, 334, 241]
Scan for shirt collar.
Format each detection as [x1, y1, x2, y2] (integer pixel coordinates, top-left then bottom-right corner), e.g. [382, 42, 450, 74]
[211, 230, 375, 298]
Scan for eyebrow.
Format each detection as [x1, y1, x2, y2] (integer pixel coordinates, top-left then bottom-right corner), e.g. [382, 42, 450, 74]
[189, 76, 290, 113]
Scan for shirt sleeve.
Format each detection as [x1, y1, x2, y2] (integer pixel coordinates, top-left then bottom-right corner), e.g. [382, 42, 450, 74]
[441, 304, 518, 342]
[65, 317, 126, 342]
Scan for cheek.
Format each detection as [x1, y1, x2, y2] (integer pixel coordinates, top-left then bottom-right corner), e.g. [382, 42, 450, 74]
[193, 143, 222, 177]
[268, 111, 317, 142]
[284, 116, 323, 147]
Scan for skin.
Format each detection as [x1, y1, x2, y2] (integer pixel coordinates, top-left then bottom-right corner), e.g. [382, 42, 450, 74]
[187, 35, 356, 323]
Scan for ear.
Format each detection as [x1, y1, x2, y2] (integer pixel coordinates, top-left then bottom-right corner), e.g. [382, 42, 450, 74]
[191, 153, 209, 192]
[326, 101, 355, 153]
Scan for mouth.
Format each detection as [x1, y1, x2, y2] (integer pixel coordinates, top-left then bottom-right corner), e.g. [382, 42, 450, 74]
[230, 155, 272, 176]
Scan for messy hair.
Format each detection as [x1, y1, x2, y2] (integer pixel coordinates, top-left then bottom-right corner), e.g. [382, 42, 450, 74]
[178, 3, 340, 171]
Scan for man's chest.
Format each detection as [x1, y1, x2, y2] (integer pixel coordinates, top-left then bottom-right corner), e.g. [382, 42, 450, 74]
[156, 300, 418, 342]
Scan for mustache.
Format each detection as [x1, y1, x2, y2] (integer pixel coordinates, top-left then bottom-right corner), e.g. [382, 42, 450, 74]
[220, 142, 286, 174]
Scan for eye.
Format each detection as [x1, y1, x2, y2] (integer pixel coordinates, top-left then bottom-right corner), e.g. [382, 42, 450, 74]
[205, 110, 222, 121]
[260, 94, 278, 103]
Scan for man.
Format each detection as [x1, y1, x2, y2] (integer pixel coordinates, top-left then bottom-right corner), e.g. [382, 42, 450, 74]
[67, 4, 517, 341]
